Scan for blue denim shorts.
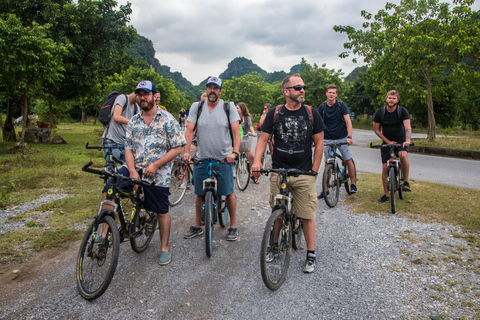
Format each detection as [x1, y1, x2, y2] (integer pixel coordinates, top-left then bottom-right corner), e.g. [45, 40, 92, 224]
[102, 166, 170, 214]
[193, 161, 234, 196]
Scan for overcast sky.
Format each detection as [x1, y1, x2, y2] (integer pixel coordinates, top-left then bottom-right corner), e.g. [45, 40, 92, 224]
[116, 0, 479, 85]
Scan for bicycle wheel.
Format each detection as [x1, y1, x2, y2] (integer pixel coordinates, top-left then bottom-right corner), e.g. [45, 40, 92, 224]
[218, 195, 229, 228]
[388, 167, 396, 213]
[204, 191, 214, 257]
[76, 214, 120, 300]
[323, 163, 339, 208]
[344, 158, 357, 195]
[292, 217, 303, 250]
[130, 207, 157, 253]
[236, 153, 250, 191]
[169, 163, 189, 206]
[398, 166, 405, 200]
[260, 209, 292, 291]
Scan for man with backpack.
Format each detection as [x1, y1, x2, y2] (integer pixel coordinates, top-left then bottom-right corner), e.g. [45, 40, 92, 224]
[373, 90, 412, 203]
[181, 76, 241, 241]
[101, 90, 139, 164]
[251, 74, 325, 273]
[317, 84, 357, 198]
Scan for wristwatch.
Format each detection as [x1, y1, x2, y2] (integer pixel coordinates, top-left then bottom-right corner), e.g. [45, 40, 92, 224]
[347, 135, 353, 139]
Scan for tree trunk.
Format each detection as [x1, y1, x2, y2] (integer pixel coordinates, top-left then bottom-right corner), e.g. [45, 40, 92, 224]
[81, 104, 86, 125]
[19, 94, 29, 154]
[49, 101, 55, 129]
[2, 100, 16, 142]
[421, 64, 436, 141]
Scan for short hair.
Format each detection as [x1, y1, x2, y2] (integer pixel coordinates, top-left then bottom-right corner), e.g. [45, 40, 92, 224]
[236, 102, 251, 117]
[281, 74, 302, 90]
[264, 103, 272, 109]
[326, 84, 338, 93]
[386, 90, 400, 101]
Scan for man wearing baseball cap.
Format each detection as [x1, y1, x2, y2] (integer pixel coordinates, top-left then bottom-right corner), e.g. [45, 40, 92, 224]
[103, 80, 186, 265]
[181, 76, 242, 242]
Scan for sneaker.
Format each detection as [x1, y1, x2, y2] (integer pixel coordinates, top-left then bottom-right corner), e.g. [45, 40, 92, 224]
[227, 227, 238, 241]
[303, 253, 316, 273]
[317, 190, 329, 199]
[378, 195, 389, 203]
[403, 181, 411, 192]
[350, 184, 357, 193]
[159, 251, 171, 265]
[184, 225, 203, 239]
[266, 244, 279, 263]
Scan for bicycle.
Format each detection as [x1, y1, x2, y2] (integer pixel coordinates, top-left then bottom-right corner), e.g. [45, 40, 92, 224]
[169, 156, 193, 206]
[370, 142, 414, 213]
[193, 158, 230, 257]
[86, 142, 123, 174]
[235, 133, 253, 191]
[322, 141, 357, 208]
[255, 168, 317, 290]
[76, 161, 156, 300]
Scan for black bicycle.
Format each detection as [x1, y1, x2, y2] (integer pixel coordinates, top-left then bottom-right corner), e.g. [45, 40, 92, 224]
[370, 142, 414, 213]
[76, 161, 156, 300]
[322, 141, 356, 208]
[255, 168, 317, 290]
[194, 158, 230, 257]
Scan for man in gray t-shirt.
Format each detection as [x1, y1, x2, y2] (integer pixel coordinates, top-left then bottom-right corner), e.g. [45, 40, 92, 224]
[181, 76, 241, 242]
[102, 92, 138, 163]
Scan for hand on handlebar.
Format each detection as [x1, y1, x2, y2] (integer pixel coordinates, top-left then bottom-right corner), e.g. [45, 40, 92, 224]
[251, 162, 263, 180]
[181, 153, 191, 163]
[226, 153, 236, 164]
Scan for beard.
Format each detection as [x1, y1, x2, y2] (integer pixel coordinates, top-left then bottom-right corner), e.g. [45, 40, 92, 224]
[140, 99, 155, 111]
[208, 93, 218, 103]
[291, 94, 305, 104]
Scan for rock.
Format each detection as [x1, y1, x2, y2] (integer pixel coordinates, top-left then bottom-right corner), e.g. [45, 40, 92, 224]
[51, 134, 67, 144]
[20, 127, 51, 143]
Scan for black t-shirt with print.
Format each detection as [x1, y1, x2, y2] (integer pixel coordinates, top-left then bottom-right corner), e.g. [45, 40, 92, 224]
[262, 104, 325, 171]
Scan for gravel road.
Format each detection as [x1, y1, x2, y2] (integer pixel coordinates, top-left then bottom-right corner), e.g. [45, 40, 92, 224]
[1, 171, 479, 319]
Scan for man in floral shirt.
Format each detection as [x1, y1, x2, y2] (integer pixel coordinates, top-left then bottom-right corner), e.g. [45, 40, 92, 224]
[122, 80, 185, 265]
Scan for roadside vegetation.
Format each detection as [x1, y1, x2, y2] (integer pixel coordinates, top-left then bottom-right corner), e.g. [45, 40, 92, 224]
[1, 122, 479, 267]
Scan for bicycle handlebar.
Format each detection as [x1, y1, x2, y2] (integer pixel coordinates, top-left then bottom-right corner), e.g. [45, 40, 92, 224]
[324, 140, 348, 147]
[253, 168, 318, 177]
[82, 162, 154, 188]
[192, 158, 228, 165]
[85, 142, 125, 151]
[369, 142, 415, 149]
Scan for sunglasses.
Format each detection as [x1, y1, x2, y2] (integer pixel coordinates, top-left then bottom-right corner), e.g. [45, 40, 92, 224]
[286, 85, 306, 91]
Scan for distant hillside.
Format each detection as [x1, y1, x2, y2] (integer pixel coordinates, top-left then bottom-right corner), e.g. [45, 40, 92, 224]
[344, 66, 368, 82]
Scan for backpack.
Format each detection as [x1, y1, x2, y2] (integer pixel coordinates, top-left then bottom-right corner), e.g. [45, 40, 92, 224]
[319, 100, 346, 127]
[193, 100, 235, 145]
[98, 91, 138, 127]
[379, 105, 404, 131]
[272, 104, 314, 125]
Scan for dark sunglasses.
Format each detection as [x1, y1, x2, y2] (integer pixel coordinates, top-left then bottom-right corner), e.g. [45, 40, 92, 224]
[286, 85, 306, 91]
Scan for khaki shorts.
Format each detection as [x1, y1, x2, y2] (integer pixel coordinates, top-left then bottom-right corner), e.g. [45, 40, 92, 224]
[269, 173, 318, 220]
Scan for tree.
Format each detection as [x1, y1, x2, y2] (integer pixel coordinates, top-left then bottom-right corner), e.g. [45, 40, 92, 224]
[334, 0, 480, 140]
[0, 14, 67, 143]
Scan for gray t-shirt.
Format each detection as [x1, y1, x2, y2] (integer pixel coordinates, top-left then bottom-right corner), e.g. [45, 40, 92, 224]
[187, 99, 241, 160]
[241, 115, 252, 133]
[103, 95, 138, 144]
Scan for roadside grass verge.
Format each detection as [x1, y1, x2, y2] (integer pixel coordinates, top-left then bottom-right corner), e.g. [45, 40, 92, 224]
[344, 173, 480, 248]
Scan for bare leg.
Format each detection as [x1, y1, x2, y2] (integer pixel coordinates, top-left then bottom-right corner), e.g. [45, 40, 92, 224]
[399, 151, 409, 182]
[381, 163, 388, 196]
[157, 212, 171, 252]
[346, 158, 356, 185]
[226, 193, 237, 228]
[302, 218, 316, 251]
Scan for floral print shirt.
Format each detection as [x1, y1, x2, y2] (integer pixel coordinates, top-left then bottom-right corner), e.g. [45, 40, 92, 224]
[125, 107, 186, 187]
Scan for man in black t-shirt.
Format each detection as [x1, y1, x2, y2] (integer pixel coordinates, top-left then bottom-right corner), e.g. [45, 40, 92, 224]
[252, 74, 325, 273]
[373, 90, 412, 203]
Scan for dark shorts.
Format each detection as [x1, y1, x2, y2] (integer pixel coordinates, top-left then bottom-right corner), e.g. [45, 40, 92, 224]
[193, 161, 234, 196]
[102, 166, 170, 214]
[381, 144, 409, 164]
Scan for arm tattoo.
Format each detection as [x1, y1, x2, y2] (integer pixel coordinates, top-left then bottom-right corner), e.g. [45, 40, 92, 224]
[405, 128, 411, 140]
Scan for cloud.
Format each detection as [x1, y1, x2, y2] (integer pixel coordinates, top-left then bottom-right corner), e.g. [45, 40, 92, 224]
[118, 0, 480, 84]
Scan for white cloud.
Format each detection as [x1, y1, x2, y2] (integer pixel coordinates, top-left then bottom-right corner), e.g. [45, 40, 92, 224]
[118, 0, 480, 85]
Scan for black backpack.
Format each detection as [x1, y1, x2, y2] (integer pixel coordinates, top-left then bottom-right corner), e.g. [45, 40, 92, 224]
[98, 91, 138, 127]
[193, 100, 234, 145]
[379, 105, 405, 131]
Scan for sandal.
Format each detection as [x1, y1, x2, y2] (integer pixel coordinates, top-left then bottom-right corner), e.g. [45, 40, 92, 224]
[251, 176, 260, 184]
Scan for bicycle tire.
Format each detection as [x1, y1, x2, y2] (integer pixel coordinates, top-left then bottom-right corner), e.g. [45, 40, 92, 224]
[398, 167, 405, 200]
[388, 167, 396, 213]
[169, 163, 189, 206]
[292, 217, 303, 250]
[260, 209, 292, 291]
[76, 214, 120, 300]
[344, 158, 357, 195]
[130, 207, 157, 253]
[323, 163, 339, 208]
[218, 195, 229, 228]
[236, 153, 250, 191]
[204, 191, 214, 257]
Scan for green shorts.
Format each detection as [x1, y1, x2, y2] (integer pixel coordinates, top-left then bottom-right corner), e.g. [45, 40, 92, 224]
[269, 173, 318, 220]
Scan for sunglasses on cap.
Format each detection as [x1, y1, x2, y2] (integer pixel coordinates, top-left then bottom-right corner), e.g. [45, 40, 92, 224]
[286, 85, 306, 91]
